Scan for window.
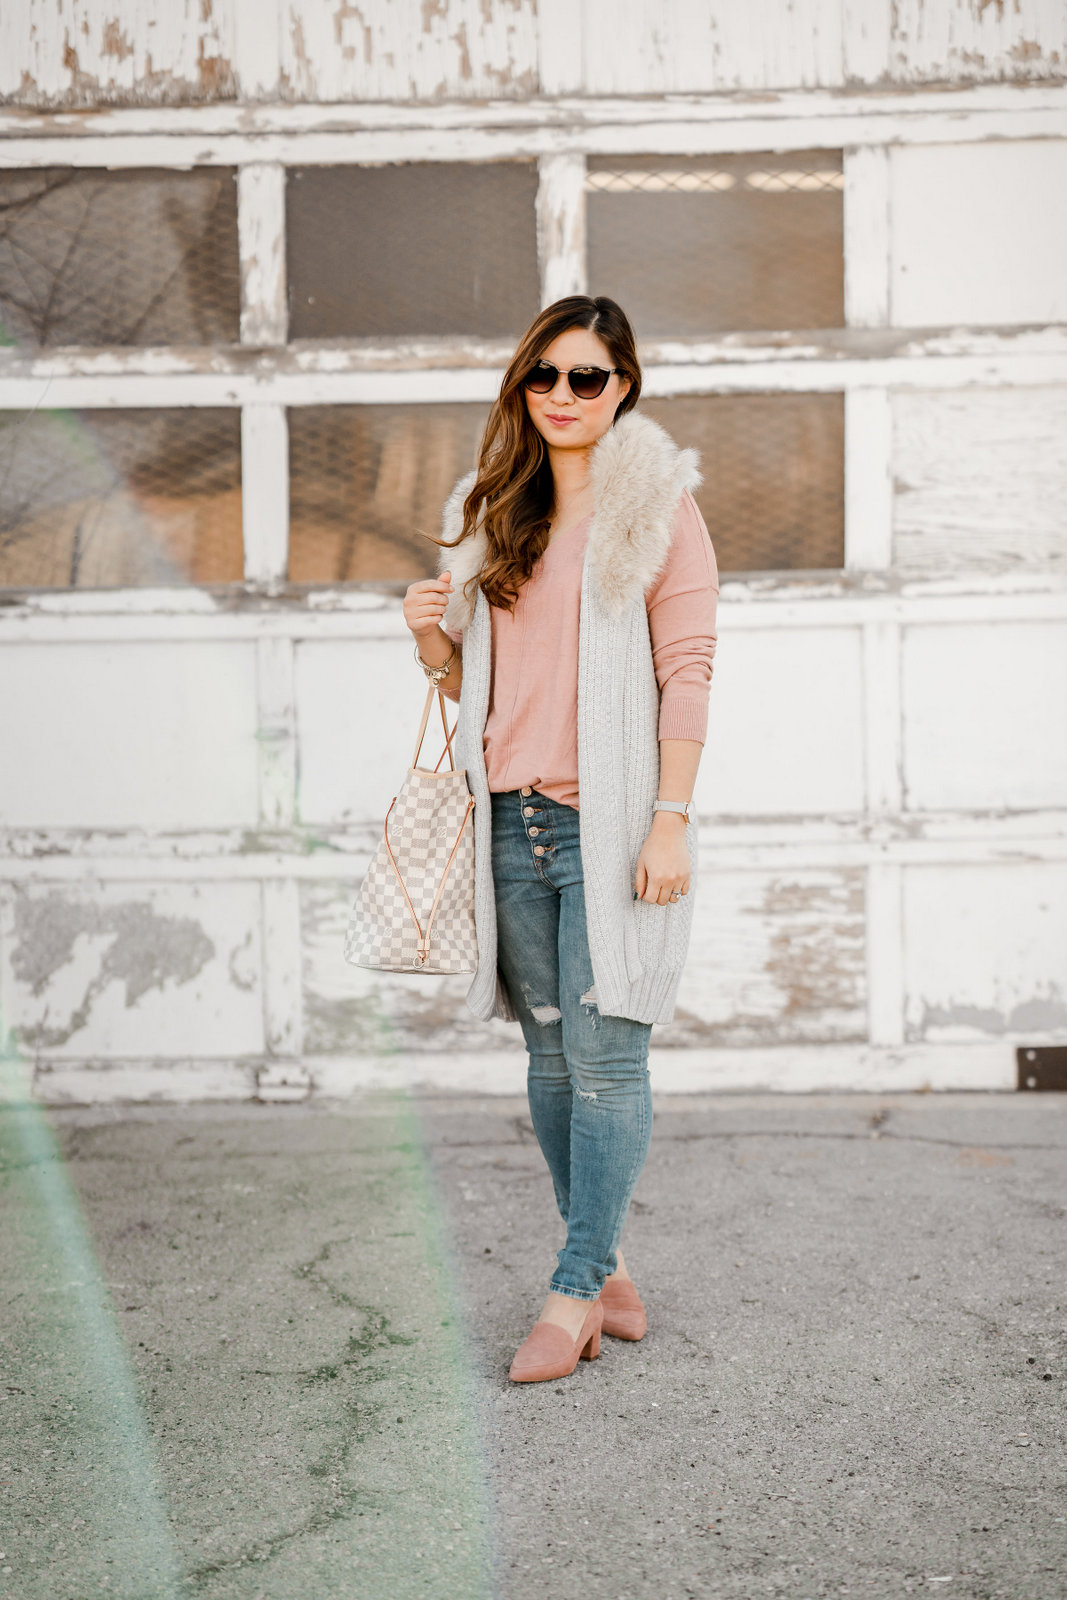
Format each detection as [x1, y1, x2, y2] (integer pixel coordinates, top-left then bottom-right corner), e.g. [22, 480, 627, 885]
[0, 146, 849, 593]
[643, 395, 844, 572]
[288, 403, 487, 584]
[0, 409, 242, 588]
[0, 168, 239, 348]
[587, 151, 843, 335]
[286, 161, 541, 339]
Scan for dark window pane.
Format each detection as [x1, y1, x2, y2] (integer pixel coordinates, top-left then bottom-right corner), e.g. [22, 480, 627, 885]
[0, 168, 239, 350]
[0, 409, 242, 588]
[588, 152, 843, 336]
[287, 163, 540, 338]
[643, 394, 844, 572]
[289, 403, 488, 583]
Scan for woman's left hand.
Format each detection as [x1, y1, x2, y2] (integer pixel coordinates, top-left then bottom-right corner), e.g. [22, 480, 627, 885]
[634, 818, 691, 905]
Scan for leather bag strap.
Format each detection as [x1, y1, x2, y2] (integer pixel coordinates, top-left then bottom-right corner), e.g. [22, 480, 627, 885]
[412, 682, 458, 773]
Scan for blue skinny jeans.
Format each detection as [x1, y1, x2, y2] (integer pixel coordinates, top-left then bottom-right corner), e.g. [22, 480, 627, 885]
[490, 787, 653, 1301]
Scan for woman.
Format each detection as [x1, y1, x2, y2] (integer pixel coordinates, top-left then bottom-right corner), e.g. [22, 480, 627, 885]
[402, 295, 718, 1384]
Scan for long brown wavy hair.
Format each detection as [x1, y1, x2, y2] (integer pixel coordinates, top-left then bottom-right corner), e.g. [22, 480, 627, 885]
[433, 295, 641, 613]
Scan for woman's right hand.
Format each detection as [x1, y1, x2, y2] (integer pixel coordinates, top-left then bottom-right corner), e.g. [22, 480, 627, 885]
[403, 570, 454, 641]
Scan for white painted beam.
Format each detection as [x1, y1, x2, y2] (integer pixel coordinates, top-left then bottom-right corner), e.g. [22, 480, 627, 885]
[1, 87, 1065, 169]
[844, 144, 890, 329]
[3, 325, 1063, 381]
[866, 860, 905, 1046]
[1, 82, 1063, 141]
[256, 636, 297, 828]
[241, 404, 289, 583]
[862, 620, 903, 814]
[537, 152, 587, 304]
[2, 580, 1067, 643]
[3, 347, 1067, 411]
[24, 1042, 1018, 1102]
[844, 387, 893, 571]
[238, 163, 287, 346]
[261, 878, 304, 1058]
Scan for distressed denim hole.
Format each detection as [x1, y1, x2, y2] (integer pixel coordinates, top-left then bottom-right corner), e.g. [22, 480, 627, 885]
[579, 985, 599, 1008]
[530, 1004, 562, 1025]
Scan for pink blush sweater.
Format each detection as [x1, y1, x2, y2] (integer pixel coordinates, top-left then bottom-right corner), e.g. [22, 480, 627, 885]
[443, 486, 718, 810]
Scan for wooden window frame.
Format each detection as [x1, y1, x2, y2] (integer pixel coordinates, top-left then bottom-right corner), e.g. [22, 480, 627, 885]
[0, 86, 1064, 600]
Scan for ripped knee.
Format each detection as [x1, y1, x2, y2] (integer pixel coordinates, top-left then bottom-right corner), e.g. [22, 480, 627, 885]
[529, 1003, 562, 1025]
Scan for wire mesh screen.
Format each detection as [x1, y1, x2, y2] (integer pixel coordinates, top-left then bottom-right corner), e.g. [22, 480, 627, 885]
[642, 395, 844, 572]
[587, 152, 843, 337]
[286, 163, 541, 339]
[288, 404, 489, 583]
[0, 409, 242, 588]
[0, 169, 239, 349]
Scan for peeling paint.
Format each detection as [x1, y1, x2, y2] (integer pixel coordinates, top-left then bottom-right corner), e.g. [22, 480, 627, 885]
[100, 21, 134, 62]
[918, 988, 1067, 1039]
[10, 892, 215, 1048]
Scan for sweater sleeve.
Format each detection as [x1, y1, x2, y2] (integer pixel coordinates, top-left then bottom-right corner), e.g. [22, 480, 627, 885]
[644, 488, 719, 744]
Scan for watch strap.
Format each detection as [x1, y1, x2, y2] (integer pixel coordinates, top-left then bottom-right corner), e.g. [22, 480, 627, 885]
[653, 799, 693, 822]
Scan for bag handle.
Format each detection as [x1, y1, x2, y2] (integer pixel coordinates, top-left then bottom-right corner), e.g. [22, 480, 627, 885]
[412, 682, 458, 772]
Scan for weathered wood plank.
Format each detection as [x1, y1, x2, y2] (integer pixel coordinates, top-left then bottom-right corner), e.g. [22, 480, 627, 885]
[664, 865, 868, 1048]
[0, 0, 236, 107]
[2, 878, 264, 1058]
[0, 640, 260, 829]
[890, 139, 1067, 328]
[893, 388, 1067, 577]
[279, 0, 539, 102]
[579, 0, 844, 94]
[694, 626, 866, 818]
[902, 619, 1067, 811]
[887, 0, 1067, 86]
[300, 864, 867, 1056]
[903, 862, 1067, 1043]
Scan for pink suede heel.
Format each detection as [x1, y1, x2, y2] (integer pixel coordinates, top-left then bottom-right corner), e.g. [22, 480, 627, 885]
[599, 1275, 647, 1340]
[508, 1299, 604, 1383]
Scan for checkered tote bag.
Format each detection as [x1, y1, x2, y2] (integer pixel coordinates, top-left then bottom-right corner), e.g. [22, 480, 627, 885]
[344, 684, 477, 974]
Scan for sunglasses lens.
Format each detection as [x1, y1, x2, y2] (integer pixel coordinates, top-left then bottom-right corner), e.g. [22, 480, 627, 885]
[524, 363, 557, 392]
[569, 367, 609, 399]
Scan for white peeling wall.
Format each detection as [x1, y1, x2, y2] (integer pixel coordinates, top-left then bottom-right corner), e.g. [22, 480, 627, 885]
[2, 0, 1065, 105]
[0, 1, 1065, 1102]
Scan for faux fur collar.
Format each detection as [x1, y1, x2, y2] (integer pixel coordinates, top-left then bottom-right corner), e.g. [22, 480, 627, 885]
[438, 408, 702, 629]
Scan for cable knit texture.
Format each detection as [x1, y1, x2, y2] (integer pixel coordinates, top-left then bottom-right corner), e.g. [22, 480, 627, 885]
[437, 408, 705, 1026]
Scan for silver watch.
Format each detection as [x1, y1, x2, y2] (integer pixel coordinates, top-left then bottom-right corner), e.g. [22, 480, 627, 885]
[653, 799, 694, 824]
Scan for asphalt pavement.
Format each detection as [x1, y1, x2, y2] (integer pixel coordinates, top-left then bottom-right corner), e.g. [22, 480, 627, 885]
[1, 1087, 1064, 1600]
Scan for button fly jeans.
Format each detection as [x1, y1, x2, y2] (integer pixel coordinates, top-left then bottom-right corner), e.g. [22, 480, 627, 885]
[490, 788, 653, 1301]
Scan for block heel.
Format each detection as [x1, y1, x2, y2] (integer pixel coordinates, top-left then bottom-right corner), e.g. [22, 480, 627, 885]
[509, 1299, 605, 1383]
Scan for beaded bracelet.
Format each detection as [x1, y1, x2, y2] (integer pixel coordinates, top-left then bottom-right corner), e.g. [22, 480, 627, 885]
[414, 637, 456, 685]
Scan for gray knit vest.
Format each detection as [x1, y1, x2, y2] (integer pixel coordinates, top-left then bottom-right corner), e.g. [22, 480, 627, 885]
[438, 408, 704, 1025]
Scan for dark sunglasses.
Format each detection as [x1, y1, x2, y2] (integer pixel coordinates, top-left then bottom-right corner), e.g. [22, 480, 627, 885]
[522, 359, 624, 400]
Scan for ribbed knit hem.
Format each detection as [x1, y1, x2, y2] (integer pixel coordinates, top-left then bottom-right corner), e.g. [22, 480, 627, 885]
[658, 694, 708, 743]
[594, 965, 684, 1026]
